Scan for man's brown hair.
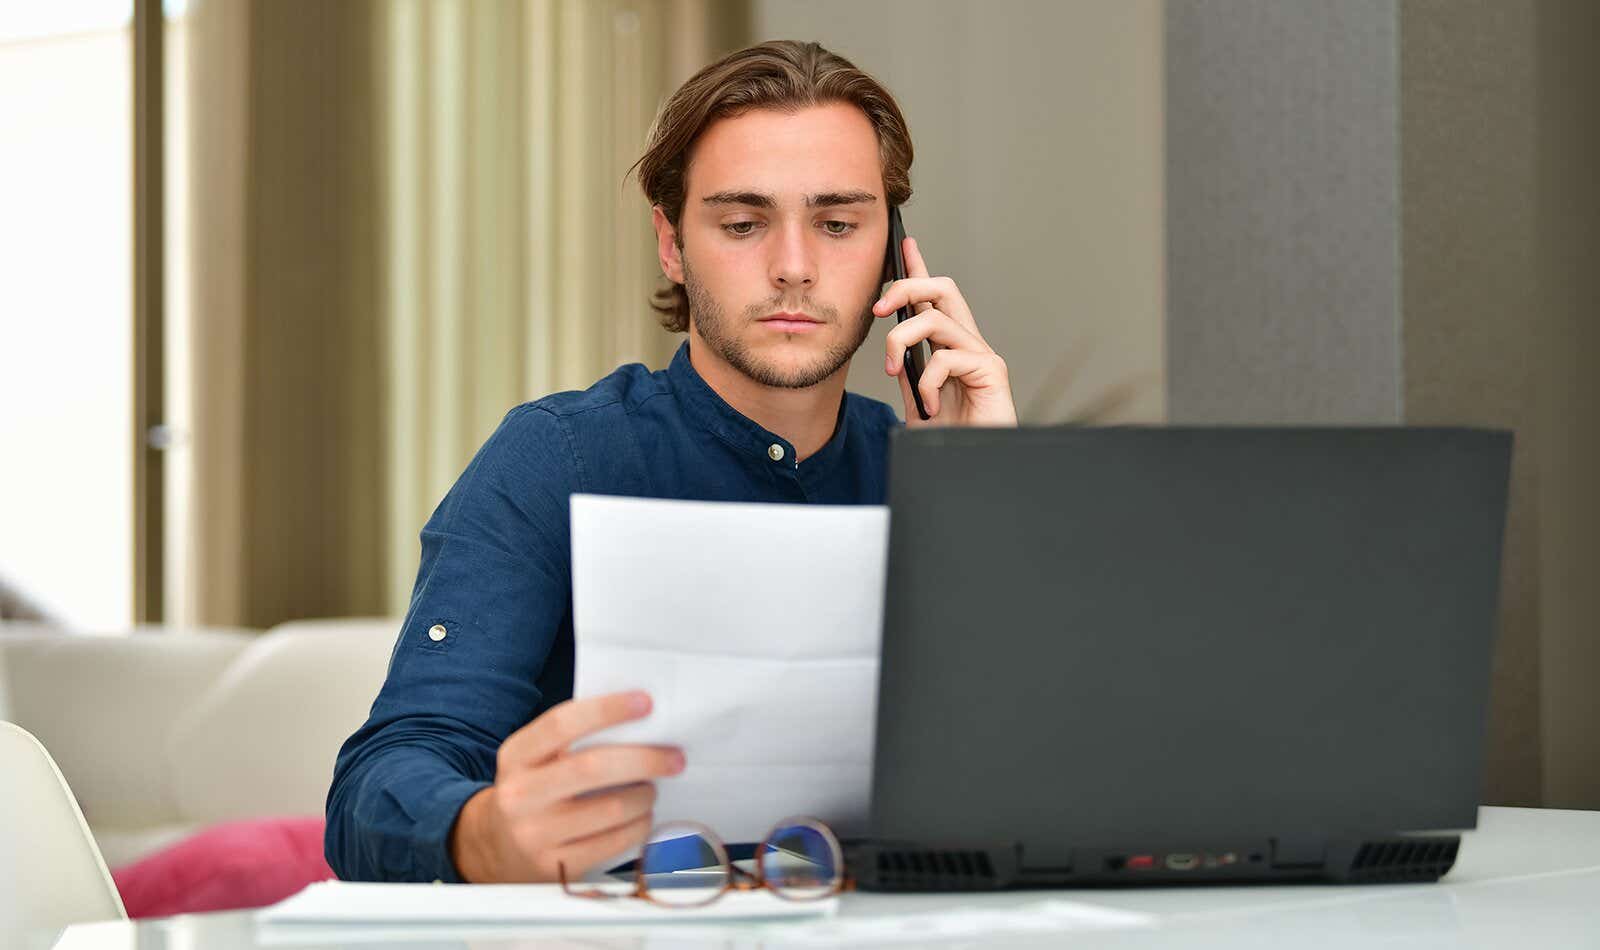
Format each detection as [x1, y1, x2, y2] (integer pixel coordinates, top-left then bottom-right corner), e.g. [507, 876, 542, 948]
[632, 40, 915, 333]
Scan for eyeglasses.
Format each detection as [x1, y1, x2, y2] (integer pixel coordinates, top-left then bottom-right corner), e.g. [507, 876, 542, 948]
[559, 816, 851, 908]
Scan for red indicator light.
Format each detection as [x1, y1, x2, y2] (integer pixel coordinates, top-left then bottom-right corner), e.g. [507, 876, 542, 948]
[1126, 854, 1156, 870]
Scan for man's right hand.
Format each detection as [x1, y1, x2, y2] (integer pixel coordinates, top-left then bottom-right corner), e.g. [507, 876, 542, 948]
[449, 690, 683, 882]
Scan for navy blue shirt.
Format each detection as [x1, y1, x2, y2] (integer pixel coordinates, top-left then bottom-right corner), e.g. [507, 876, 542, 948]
[325, 341, 901, 882]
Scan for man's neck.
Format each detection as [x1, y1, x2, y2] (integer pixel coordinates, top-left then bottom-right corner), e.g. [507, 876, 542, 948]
[686, 332, 847, 463]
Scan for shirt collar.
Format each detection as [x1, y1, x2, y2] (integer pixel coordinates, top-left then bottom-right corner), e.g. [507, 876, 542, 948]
[666, 340, 852, 471]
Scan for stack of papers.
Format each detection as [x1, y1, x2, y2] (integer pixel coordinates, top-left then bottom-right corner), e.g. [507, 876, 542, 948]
[570, 494, 889, 844]
[257, 881, 836, 925]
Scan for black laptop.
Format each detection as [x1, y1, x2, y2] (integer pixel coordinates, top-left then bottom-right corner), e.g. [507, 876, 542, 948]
[853, 426, 1511, 890]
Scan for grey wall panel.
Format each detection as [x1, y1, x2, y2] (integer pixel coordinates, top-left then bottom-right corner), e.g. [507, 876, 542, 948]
[1401, 0, 1544, 808]
[1532, 0, 1600, 812]
[1167, 0, 1573, 807]
[1166, 0, 1401, 424]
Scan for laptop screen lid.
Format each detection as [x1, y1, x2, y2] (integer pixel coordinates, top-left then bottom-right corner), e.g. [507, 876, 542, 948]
[870, 426, 1510, 873]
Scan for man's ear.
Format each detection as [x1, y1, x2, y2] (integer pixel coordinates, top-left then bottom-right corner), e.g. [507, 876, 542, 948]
[651, 205, 685, 284]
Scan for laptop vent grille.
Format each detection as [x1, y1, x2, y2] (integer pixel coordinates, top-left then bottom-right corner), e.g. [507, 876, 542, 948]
[1349, 839, 1459, 882]
[873, 849, 997, 890]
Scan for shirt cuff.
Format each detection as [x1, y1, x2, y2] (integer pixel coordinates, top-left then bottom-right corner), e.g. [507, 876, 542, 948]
[411, 775, 493, 883]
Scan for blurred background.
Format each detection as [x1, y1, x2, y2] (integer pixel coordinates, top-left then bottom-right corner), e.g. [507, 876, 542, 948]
[0, 0, 1594, 811]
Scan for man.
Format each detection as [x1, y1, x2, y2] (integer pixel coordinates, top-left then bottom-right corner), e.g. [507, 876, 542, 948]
[326, 39, 1017, 883]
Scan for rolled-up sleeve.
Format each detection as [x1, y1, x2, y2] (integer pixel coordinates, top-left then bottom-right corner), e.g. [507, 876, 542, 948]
[326, 405, 582, 882]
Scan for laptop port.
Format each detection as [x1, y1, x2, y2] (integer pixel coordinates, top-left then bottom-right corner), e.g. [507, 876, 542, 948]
[1165, 853, 1199, 871]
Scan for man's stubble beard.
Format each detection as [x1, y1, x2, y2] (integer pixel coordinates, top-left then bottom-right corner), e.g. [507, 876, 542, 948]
[682, 251, 875, 390]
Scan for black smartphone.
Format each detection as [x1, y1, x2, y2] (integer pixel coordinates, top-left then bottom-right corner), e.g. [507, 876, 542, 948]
[884, 206, 930, 421]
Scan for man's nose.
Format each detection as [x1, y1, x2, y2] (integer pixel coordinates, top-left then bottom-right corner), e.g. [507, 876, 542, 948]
[769, 222, 816, 290]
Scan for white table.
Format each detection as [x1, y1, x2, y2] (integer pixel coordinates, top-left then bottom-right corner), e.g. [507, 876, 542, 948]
[43, 806, 1600, 948]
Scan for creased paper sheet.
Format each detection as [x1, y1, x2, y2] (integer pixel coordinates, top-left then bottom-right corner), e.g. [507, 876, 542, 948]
[571, 494, 888, 845]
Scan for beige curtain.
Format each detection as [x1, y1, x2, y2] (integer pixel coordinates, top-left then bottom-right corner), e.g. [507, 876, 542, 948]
[377, 0, 749, 612]
[186, 0, 387, 629]
[184, 0, 748, 627]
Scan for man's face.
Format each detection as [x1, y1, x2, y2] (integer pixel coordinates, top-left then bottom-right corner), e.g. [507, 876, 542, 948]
[661, 102, 887, 389]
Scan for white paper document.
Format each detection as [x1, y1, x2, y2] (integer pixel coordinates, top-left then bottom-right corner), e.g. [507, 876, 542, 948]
[767, 899, 1155, 945]
[570, 494, 889, 845]
[257, 880, 835, 925]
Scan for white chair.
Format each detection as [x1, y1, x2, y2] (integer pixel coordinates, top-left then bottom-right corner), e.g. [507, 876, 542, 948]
[0, 627, 255, 866]
[0, 720, 126, 947]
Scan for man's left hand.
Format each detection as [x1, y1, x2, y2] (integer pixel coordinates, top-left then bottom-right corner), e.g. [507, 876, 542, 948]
[874, 236, 1019, 427]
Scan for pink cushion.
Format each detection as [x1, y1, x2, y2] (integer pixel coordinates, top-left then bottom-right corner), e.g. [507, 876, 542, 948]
[111, 816, 335, 918]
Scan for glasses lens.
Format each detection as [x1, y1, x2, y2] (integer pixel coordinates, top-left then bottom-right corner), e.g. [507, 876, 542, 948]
[760, 818, 842, 900]
[639, 822, 729, 907]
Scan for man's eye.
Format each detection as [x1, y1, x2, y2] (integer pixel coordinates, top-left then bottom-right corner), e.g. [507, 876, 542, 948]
[723, 221, 760, 236]
[821, 220, 856, 236]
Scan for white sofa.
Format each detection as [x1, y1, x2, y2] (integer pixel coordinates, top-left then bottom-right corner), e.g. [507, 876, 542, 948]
[0, 618, 398, 868]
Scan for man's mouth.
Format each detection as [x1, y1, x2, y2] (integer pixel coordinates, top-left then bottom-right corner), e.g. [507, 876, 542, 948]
[758, 312, 823, 333]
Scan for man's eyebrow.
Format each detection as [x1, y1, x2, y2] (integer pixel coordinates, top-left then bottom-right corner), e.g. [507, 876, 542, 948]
[806, 190, 878, 208]
[700, 190, 879, 209]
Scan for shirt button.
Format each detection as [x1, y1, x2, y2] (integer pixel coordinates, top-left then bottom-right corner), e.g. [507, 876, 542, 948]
[768, 444, 785, 462]
[428, 624, 447, 642]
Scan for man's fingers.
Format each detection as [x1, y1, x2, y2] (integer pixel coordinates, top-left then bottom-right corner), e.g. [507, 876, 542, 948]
[500, 744, 680, 816]
[874, 276, 975, 327]
[538, 744, 685, 805]
[874, 239, 981, 335]
[903, 236, 934, 316]
[549, 813, 655, 882]
[917, 347, 1000, 418]
[548, 782, 658, 847]
[502, 691, 652, 768]
[902, 235, 927, 273]
[885, 310, 985, 374]
[489, 779, 661, 876]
